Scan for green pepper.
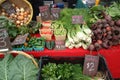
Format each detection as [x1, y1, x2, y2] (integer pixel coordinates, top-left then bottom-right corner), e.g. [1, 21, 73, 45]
[45, 41, 55, 50]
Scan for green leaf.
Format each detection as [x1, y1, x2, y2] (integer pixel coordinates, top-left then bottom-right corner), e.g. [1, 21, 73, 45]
[8, 55, 39, 80]
[0, 54, 13, 80]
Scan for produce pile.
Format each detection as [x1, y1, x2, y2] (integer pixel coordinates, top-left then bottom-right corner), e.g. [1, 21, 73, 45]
[0, 1, 32, 26]
[41, 62, 106, 80]
[53, 2, 120, 51]
[88, 2, 120, 51]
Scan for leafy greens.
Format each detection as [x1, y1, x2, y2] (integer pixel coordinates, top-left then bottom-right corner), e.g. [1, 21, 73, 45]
[0, 54, 39, 80]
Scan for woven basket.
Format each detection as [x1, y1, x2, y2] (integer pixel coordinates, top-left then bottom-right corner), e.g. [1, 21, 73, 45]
[0, 50, 38, 68]
[0, 0, 33, 25]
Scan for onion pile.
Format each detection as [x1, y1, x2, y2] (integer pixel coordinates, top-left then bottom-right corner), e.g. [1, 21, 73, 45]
[0, 4, 31, 27]
[88, 13, 120, 51]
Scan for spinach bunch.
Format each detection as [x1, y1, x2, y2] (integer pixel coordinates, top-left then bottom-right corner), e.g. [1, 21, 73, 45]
[42, 63, 73, 80]
[41, 63, 91, 80]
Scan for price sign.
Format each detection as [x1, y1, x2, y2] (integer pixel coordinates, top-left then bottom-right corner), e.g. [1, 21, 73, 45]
[0, 29, 12, 52]
[72, 15, 84, 24]
[1, 1, 16, 14]
[51, 8, 60, 20]
[54, 40, 65, 50]
[83, 55, 99, 76]
[39, 5, 51, 21]
[11, 33, 29, 45]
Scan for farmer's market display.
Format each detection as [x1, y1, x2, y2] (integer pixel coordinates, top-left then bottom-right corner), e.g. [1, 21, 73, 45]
[0, 1, 119, 80]
[0, 2, 120, 51]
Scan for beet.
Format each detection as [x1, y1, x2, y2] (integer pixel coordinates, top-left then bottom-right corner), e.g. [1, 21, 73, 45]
[111, 27, 115, 31]
[113, 30, 119, 35]
[107, 31, 112, 35]
[109, 21, 115, 26]
[116, 20, 120, 26]
[112, 40, 119, 45]
[106, 26, 111, 31]
[103, 29, 107, 33]
[104, 24, 109, 28]
[102, 42, 109, 49]
[102, 19, 107, 24]
[97, 19, 102, 24]
[98, 24, 103, 29]
[94, 42, 102, 50]
[112, 35, 119, 40]
[105, 15, 112, 21]
[96, 28, 102, 34]
[106, 34, 112, 40]
[103, 33, 107, 37]
[97, 40, 102, 44]
[88, 44, 95, 51]
[97, 34, 103, 39]
[91, 24, 97, 30]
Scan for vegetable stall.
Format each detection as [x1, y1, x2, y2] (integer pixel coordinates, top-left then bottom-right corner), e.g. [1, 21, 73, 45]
[0, 0, 120, 79]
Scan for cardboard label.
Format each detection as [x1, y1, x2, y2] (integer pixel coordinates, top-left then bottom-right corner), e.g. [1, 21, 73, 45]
[44, 1, 53, 6]
[11, 33, 29, 45]
[72, 15, 84, 24]
[0, 29, 12, 52]
[51, 8, 60, 20]
[54, 40, 65, 50]
[39, 5, 51, 21]
[83, 55, 99, 77]
[1, 1, 16, 14]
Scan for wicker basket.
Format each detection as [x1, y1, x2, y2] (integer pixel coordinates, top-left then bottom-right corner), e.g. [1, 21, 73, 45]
[9, 51, 38, 68]
[0, 0, 33, 25]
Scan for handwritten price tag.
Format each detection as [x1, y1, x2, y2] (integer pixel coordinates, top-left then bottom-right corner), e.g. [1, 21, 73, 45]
[1, 1, 16, 14]
[83, 55, 99, 76]
[0, 29, 12, 52]
[39, 5, 51, 21]
[11, 33, 29, 45]
[54, 40, 65, 50]
[51, 8, 60, 20]
[72, 15, 84, 24]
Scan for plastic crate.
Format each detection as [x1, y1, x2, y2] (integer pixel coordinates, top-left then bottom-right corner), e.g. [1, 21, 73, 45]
[37, 55, 113, 80]
[33, 47, 44, 51]
[22, 46, 33, 51]
[12, 47, 23, 51]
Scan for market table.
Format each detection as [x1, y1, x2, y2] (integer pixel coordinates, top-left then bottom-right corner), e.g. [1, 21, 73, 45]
[0, 44, 120, 79]
[23, 44, 120, 79]
[0, 33, 120, 79]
